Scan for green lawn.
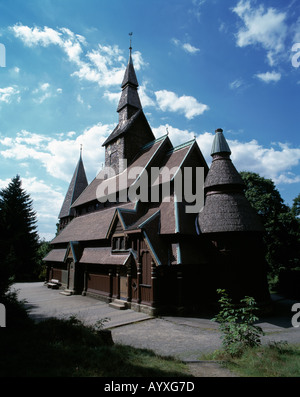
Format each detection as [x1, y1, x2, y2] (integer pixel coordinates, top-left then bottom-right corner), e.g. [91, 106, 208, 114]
[203, 342, 300, 377]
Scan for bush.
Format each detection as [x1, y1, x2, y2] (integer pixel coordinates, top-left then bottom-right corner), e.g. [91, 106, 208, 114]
[212, 289, 264, 357]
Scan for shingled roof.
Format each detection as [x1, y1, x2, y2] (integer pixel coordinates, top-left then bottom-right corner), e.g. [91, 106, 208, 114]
[51, 202, 135, 244]
[198, 129, 264, 234]
[59, 153, 88, 219]
[72, 135, 170, 208]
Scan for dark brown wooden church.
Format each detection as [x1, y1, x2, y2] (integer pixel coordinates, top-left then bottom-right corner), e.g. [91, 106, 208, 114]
[44, 48, 270, 315]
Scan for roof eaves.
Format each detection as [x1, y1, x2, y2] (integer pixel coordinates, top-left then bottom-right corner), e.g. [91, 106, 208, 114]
[142, 230, 162, 266]
[138, 210, 160, 228]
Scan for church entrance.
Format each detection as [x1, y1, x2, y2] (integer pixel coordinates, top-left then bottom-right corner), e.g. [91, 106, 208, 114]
[68, 260, 75, 291]
[119, 265, 128, 300]
[120, 277, 127, 299]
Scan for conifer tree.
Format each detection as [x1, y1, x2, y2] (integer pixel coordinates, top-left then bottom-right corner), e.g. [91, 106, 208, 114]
[0, 175, 39, 287]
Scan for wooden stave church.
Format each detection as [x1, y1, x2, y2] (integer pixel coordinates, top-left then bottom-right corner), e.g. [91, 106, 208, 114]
[44, 48, 270, 315]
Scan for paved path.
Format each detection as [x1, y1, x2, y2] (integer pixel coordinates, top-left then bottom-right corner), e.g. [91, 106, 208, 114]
[12, 282, 300, 375]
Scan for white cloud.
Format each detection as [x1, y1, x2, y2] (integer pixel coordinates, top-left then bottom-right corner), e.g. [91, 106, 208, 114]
[255, 71, 281, 83]
[182, 43, 200, 54]
[171, 38, 200, 54]
[232, 0, 288, 66]
[11, 24, 129, 88]
[0, 124, 111, 182]
[229, 78, 244, 89]
[32, 82, 59, 103]
[229, 139, 300, 184]
[155, 90, 208, 119]
[11, 24, 63, 47]
[103, 91, 120, 104]
[0, 86, 20, 103]
[139, 83, 156, 108]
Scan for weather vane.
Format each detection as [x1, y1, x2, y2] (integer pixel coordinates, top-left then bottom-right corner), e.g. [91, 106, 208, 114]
[129, 32, 133, 55]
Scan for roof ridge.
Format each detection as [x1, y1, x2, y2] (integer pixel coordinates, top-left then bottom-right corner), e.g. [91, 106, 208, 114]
[166, 139, 195, 155]
[140, 133, 169, 150]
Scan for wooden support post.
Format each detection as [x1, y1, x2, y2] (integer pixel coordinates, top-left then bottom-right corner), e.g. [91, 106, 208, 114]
[116, 267, 120, 299]
[177, 268, 183, 308]
[137, 262, 141, 304]
[109, 268, 113, 300]
[127, 264, 131, 303]
[151, 260, 157, 307]
[82, 265, 87, 296]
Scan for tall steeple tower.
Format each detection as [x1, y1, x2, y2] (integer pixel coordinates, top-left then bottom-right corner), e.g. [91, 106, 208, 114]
[58, 148, 88, 232]
[117, 37, 142, 124]
[102, 36, 155, 175]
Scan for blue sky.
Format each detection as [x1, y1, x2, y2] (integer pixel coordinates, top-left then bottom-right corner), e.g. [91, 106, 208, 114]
[0, 0, 299, 240]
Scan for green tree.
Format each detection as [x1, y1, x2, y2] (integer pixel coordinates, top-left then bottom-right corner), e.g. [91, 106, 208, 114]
[240, 172, 300, 277]
[292, 193, 300, 218]
[36, 239, 51, 280]
[0, 175, 39, 287]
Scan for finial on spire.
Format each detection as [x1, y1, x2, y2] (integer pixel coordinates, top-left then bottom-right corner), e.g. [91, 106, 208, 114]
[80, 144, 83, 157]
[129, 32, 133, 56]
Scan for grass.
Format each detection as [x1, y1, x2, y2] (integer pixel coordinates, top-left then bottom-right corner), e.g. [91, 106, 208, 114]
[0, 295, 189, 377]
[202, 342, 300, 377]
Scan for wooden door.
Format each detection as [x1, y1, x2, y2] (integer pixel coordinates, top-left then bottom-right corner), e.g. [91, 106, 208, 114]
[120, 276, 127, 300]
[68, 260, 75, 291]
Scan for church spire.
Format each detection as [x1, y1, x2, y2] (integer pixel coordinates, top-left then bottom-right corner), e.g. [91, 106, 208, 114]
[117, 33, 142, 123]
[58, 148, 88, 222]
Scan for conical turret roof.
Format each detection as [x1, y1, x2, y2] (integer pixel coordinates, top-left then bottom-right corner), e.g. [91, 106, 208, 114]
[210, 128, 231, 156]
[198, 128, 264, 233]
[59, 151, 88, 219]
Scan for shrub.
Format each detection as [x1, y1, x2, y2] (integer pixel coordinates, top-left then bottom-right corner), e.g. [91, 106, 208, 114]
[212, 289, 264, 357]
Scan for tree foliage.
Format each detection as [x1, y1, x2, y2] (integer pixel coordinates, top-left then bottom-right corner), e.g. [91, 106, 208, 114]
[292, 193, 300, 218]
[0, 175, 39, 293]
[240, 172, 300, 277]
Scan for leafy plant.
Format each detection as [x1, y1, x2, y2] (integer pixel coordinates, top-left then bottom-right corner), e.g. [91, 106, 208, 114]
[212, 289, 264, 357]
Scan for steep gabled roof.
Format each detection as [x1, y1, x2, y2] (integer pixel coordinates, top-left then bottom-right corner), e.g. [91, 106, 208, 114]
[72, 134, 170, 208]
[51, 202, 135, 244]
[59, 153, 88, 219]
[43, 248, 66, 262]
[101, 109, 150, 147]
